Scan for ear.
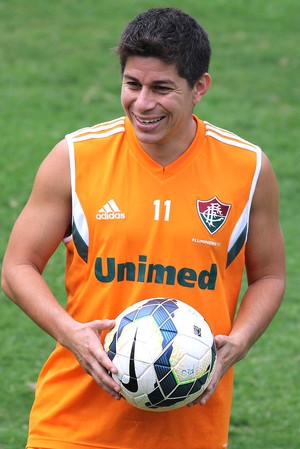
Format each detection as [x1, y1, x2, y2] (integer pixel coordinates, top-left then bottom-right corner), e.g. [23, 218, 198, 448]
[192, 73, 211, 105]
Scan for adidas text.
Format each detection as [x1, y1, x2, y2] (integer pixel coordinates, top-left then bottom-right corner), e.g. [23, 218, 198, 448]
[96, 199, 125, 220]
[96, 211, 125, 220]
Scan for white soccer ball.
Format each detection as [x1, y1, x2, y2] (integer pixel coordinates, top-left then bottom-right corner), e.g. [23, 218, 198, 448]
[104, 297, 216, 411]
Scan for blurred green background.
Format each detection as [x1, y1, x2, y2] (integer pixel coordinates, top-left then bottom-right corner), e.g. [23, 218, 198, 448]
[0, 1, 299, 448]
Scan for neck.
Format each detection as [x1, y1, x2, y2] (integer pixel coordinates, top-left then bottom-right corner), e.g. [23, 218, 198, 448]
[140, 118, 197, 167]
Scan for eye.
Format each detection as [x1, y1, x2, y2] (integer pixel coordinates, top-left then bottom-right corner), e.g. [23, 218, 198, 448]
[124, 80, 141, 90]
[154, 85, 172, 94]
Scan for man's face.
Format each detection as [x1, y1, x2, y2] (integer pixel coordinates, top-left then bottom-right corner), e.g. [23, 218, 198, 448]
[121, 56, 207, 158]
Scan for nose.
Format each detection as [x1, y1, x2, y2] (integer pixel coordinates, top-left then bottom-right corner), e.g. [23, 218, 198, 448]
[134, 87, 156, 112]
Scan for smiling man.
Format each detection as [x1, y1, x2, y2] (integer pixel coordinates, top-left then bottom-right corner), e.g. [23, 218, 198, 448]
[2, 7, 285, 449]
[121, 56, 210, 165]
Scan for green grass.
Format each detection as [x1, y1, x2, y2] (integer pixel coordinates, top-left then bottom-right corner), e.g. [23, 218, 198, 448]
[0, 0, 299, 448]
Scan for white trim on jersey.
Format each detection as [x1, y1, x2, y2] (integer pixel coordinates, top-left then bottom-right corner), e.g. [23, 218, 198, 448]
[204, 122, 262, 259]
[63, 118, 127, 245]
[204, 121, 260, 151]
[71, 126, 125, 143]
[73, 192, 89, 246]
[67, 117, 126, 142]
[64, 133, 89, 247]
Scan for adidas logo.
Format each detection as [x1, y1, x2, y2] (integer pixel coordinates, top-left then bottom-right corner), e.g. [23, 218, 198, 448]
[96, 199, 126, 220]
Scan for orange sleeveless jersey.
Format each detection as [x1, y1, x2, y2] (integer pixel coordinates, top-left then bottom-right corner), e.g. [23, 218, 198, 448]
[27, 116, 261, 449]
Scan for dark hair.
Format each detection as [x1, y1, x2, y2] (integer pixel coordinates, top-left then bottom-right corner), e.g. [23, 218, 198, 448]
[117, 7, 211, 88]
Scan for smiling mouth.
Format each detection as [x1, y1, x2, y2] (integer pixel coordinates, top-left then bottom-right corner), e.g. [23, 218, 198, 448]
[134, 115, 165, 125]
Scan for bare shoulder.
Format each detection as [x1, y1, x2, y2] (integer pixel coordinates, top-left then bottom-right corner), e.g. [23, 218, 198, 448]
[28, 138, 72, 237]
[34, 138, 70, 195]
[252, 151, 279, 212]
[249, 150, 281, 239]
[2, 139, 72, 274]
[23, 137, 72, 227]
[246, 151, 285, 282]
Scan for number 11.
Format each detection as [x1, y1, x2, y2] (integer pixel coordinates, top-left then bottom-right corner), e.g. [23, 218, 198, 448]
[153, 199, 171, 221]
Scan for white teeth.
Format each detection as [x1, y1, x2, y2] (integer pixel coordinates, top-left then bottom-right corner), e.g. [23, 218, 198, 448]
[140, 117, 162, 124]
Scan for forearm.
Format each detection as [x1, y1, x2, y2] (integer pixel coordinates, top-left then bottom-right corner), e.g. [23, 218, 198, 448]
[2, 262, 75, 346]
[2, 263, 121, 398]
[230, 276, 285, 359]
[197, 275, 285, 406]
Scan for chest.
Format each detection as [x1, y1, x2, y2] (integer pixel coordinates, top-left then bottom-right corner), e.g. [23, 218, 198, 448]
[74, 143, 253, 260]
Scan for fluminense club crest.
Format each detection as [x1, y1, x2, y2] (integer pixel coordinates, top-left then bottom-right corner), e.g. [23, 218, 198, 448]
[197, 196, 231, 235]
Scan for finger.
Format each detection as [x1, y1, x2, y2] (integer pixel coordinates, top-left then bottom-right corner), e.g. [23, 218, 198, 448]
[91, 319, 116, 334]
[87, 357, 121, 398]
[98, 373, 121, 399]
[75, 342, 118, 386]
[198, 382, 216, 405]
[97, 378, 121, 400]
[93, 343, 118, 375]
[214, 334, 227, 349]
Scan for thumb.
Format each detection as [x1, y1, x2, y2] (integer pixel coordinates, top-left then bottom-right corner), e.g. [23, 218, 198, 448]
[92, 319, 116, 332]
[214, 334, 228, 350]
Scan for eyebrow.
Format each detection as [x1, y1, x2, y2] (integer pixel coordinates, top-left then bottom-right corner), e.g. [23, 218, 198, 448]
[123, 74, 177, 87]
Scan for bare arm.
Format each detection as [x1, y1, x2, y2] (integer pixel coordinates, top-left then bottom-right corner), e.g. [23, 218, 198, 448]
[226, 151, 286, 354]
[196, 152, 286, 406]
[2, 140, 73, 337]
[1, 140, 120, 398]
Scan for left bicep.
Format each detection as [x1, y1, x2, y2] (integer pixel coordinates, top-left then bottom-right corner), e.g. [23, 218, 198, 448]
[245, 152, 286, 286]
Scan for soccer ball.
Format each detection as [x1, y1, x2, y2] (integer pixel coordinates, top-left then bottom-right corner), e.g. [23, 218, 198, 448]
[104, 297, 216, 411]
